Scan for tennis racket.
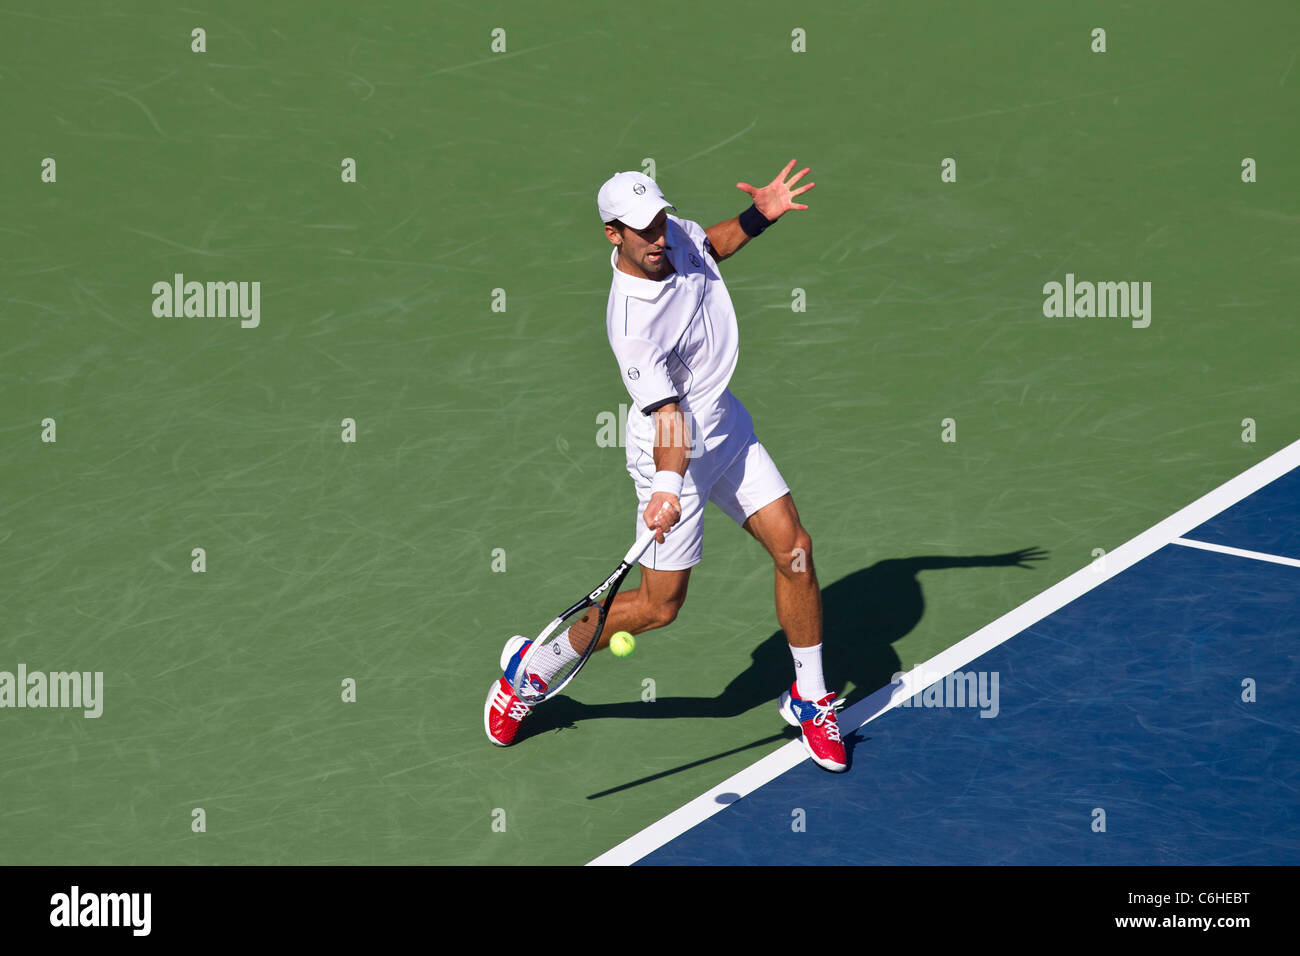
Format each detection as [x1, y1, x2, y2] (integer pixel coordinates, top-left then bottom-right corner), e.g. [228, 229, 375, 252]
[511, 525, 660, 704]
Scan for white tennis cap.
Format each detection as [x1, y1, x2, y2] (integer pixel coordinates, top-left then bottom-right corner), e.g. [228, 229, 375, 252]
[597, 171, 676, 230]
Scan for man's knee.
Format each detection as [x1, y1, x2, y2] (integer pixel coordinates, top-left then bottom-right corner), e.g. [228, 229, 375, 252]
[636, 568, 689, 630]
[648, 592, 686, 629]
[775, 527, 814, 579]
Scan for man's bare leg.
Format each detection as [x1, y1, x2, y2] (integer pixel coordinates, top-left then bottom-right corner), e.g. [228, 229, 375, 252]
[591, 565, 691, 650]
[742, 493, 821, 649]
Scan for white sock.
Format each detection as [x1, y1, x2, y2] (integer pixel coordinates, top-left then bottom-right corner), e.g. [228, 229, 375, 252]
[789, 643, 828, 700]
[530, 628, 580, 684]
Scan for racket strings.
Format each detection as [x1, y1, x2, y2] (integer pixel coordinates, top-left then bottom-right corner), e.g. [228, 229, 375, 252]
[519, 603, 607, 701]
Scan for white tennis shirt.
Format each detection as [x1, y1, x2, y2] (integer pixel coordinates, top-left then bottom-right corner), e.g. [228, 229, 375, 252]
[605, 215, 753, 460]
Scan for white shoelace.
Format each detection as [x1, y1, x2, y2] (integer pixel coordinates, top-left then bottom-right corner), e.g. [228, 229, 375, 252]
[495, 685, 532, 722]
[811, 697, 846, 741]
[507, 700, 531, 721]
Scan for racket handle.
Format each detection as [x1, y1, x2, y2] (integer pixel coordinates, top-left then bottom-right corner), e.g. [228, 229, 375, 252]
[624, 525, 661, 566]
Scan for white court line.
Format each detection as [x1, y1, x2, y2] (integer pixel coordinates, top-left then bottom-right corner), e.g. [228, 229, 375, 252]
[588, 437, 1300, 866]
[1172, 537, 1300, 568]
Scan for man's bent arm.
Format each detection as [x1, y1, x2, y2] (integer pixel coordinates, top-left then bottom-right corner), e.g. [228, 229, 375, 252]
[705, 159, 815, 263]
[643, 402, 689, 540]
[704, 217, 752, 262]
[652, 402, 689, 477]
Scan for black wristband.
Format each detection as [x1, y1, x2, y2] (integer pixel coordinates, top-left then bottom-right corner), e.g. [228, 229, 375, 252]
[738, 203, 774, 238]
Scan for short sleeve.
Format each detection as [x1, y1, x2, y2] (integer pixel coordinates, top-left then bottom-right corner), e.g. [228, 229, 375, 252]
[669, 214, 716, 263]
[609, 335, 680, 415]
[671, 215, 707, 248]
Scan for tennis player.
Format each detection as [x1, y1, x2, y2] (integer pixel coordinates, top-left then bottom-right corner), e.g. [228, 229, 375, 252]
[486, 161, 847, 772]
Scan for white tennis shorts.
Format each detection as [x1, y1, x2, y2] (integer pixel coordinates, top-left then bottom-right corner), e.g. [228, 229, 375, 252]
[626, 412, 790, 572]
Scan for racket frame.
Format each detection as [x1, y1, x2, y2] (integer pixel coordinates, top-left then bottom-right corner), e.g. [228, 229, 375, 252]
[512, 526, 660, 703]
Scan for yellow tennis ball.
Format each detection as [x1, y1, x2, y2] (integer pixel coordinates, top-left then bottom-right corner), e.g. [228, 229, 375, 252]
[609, 631, 636, 657]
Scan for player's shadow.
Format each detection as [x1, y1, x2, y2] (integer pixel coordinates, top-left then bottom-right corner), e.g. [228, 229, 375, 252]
[519, 547, 1047, 743]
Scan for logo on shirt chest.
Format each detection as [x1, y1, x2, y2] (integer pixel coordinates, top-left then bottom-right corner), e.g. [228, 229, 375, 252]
[689, 253, 702, 268]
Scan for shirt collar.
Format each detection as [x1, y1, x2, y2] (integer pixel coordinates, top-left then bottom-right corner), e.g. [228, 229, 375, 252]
[610, 246, 673, 301]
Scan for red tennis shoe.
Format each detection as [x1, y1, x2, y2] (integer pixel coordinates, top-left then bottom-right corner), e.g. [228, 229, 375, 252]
[484, 676, 533, 747]
[778, 683, 848, 772]
[484, 636, 543, 747]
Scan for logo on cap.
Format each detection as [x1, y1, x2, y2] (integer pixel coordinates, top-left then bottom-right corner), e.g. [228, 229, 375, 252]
[632, 183, 646, 195]
[627, 367, 640, 380]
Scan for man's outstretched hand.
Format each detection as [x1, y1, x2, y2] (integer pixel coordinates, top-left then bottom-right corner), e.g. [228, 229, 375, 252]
[737, 159, 815, 222]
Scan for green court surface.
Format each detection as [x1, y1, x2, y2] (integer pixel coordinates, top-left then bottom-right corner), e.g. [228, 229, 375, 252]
[2, 1, 1297, 865]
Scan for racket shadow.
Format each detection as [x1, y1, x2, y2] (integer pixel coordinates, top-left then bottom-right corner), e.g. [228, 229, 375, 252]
[519, 547, 1047, 746]
[586, 729, 799, 799]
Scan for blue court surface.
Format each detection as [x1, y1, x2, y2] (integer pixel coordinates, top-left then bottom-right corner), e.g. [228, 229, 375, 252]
[594, 447, 1300, 866]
